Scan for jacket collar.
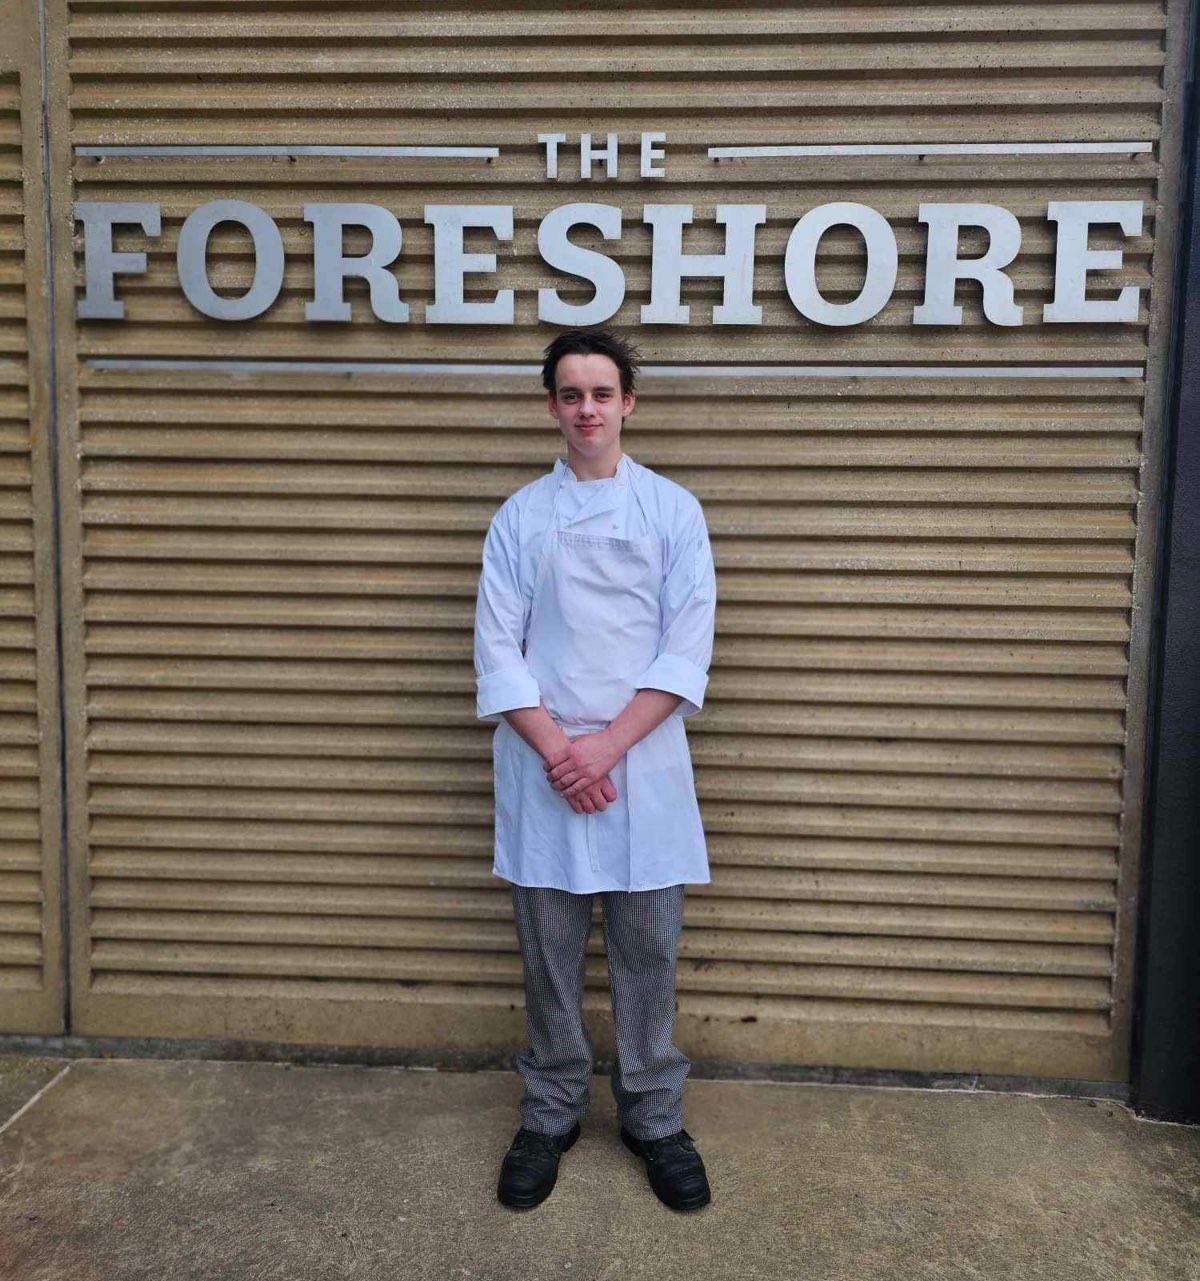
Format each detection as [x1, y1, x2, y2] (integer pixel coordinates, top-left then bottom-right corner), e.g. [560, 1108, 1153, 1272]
[553, 452, 631, 485]
[551, 452, 632, 525]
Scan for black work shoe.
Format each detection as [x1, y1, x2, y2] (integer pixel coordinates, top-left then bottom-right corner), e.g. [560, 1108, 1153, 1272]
[497, 1121, 581, 1209]
[620, 1126, 711, 1211]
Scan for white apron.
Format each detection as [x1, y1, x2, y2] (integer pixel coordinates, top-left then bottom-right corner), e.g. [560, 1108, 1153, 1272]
[491, 461, 709, 892]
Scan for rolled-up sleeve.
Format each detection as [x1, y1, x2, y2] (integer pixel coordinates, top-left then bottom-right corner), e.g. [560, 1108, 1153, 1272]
[474, 501, 541, 723]
[635, 498, 716, 717]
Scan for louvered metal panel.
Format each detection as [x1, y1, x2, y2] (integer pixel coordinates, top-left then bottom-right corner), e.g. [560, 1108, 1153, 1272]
[0, 1, 65, 1033]
[43, 0, 1194, 1077]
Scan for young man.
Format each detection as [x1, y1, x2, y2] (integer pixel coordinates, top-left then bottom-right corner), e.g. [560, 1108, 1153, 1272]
[473, 328, 718, 1213]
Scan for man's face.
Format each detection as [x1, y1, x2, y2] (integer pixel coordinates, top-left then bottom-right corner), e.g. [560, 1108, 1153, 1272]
[547, 353, 636, 459]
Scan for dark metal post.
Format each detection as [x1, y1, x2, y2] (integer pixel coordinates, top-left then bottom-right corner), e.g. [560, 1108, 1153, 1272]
[1134, 8, 1200, 1124]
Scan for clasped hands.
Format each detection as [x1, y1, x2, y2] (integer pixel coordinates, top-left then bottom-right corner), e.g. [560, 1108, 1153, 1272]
[542, 729, 624, 815]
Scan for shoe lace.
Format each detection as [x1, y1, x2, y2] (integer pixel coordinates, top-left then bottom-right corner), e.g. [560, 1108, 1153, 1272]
[645, 1129, 696, 1161]
[512, 1128, 566, 1158]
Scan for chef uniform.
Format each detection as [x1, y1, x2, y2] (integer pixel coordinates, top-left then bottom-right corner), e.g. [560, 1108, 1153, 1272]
[474, 451, 717, 1139]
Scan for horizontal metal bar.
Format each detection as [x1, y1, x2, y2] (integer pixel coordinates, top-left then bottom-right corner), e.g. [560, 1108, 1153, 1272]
[709, 142, 1154, 159]
[645, 365, 1146, 379]
[85, 358, 1146, 380]
[74, 145, 500, 159]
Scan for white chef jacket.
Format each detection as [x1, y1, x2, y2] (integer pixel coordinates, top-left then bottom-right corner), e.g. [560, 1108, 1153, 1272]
[473, 452, 716, 892]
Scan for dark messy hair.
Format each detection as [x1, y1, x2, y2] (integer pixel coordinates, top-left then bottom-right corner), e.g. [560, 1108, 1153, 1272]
[541, 328, 640, 398]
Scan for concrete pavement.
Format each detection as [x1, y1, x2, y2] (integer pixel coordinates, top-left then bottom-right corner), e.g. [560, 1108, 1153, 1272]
[0, 1053, 1196, 1281]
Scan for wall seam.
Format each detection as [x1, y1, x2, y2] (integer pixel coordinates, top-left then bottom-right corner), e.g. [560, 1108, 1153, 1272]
[36, 0, 70, 1036]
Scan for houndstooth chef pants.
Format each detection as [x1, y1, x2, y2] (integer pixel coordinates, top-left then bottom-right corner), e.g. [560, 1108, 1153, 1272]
[509, 883, 691, 1142]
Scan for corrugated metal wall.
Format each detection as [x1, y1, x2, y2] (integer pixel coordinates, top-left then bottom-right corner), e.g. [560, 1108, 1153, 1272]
[40, 0, 1192, 1076]
[1, 0, 65, 1034]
